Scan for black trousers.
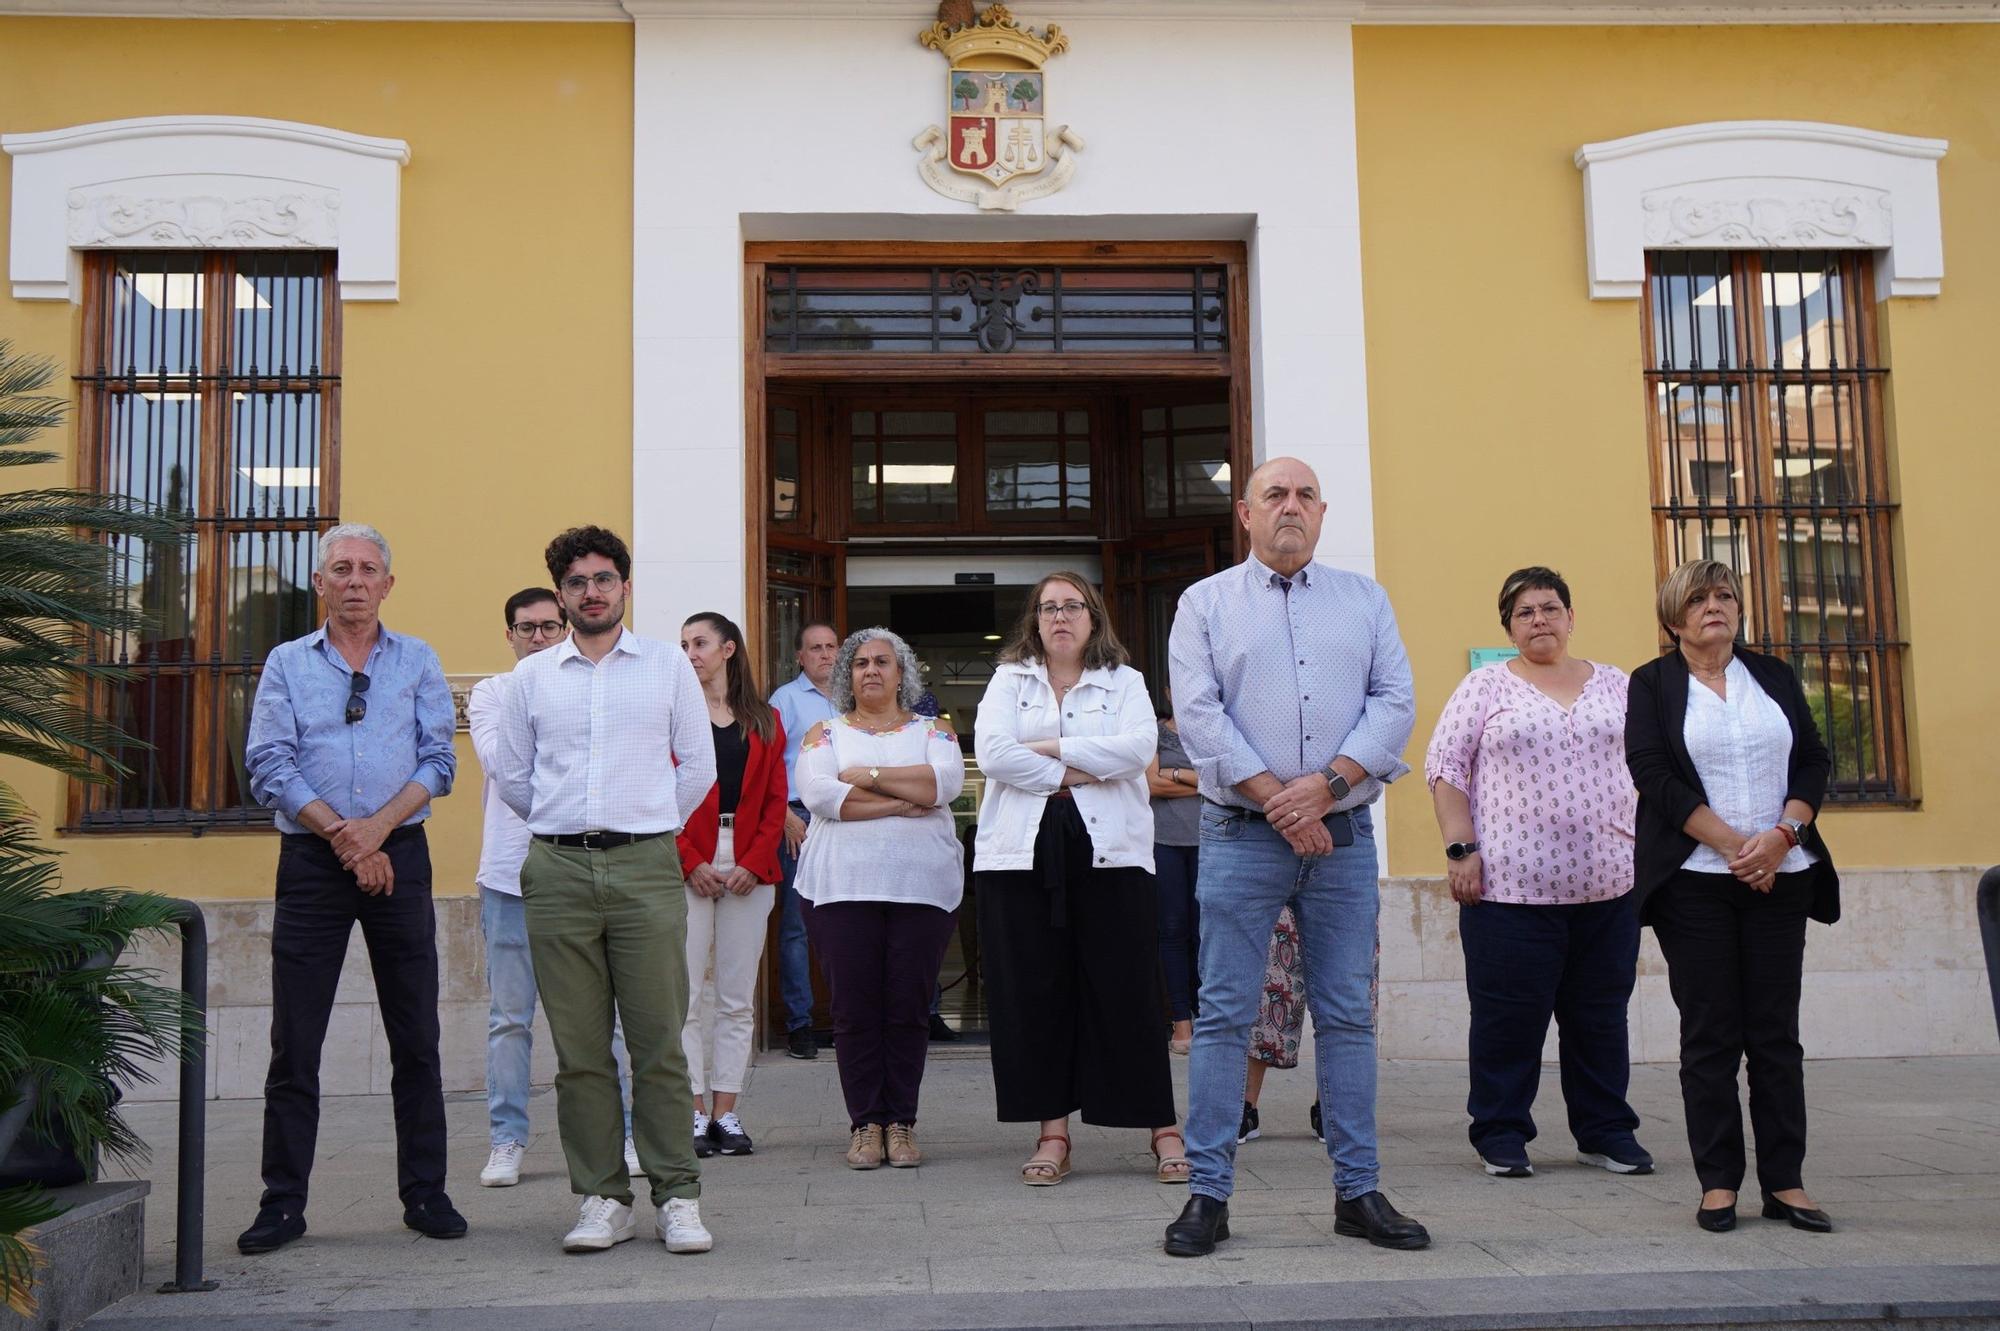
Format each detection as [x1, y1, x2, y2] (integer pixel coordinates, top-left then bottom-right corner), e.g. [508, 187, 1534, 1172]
[260, 827, 446, 1214]
[1651, 868, 1812, 1194]
[1459, 893, 1640, 1153]
[976, 799, 1176, 1129]
[802, 898, 958, 1129]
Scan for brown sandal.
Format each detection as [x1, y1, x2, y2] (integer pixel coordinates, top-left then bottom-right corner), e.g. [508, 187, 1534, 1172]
[1021, 1133, 1071, 1187]
[1151, 1128, 1190, 1185]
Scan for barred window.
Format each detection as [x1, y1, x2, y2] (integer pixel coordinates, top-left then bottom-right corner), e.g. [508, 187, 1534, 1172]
[1645, 251, 1908, 803]
[73, 252, 339, 830]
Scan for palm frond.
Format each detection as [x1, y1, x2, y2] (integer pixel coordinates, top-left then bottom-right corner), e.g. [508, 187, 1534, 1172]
[0, 1185, 61, 1317]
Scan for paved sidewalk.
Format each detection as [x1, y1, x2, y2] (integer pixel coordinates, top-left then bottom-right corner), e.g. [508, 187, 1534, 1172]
[93, 1051, 2000, 1328]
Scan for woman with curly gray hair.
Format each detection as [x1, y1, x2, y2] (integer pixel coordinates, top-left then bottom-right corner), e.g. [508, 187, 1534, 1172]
[792, 627, 965, 1171]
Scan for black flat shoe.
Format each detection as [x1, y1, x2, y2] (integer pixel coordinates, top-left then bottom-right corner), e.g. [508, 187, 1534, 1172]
[236, 1206, 306, 1255]
[1696, 1203, 1736, 1232]
[1332, 1190, 1430, 1250]
[402, 1194, 467, 1240]
[1163, 1195, 1230, 1257]
[1762, 1193, 1834, 1232]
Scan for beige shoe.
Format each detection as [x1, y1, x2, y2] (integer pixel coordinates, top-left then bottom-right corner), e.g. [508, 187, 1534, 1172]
[885, 1123, 921, 1168]
[846, 1123, 885, 1170]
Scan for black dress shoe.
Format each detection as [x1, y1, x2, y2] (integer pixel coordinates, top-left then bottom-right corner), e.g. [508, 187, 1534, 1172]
[1163, 1195, 1230, 1257]
[928, 1013, 959, 1042]
[236, 1206, 306, 1255]
[1696, 1203, 1737, 1232]
[786, 1026, 818, 1060]
[1333, 1191, 1430, 1250]
[1761, 1193, 1834, 1232]
[402, 1194, 468, 1240]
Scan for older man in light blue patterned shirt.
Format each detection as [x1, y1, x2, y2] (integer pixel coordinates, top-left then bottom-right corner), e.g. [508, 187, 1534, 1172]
[1163, 456, 1428, 1257]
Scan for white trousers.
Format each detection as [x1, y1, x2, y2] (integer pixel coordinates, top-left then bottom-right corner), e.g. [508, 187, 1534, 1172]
[682, 827, 776, 1096]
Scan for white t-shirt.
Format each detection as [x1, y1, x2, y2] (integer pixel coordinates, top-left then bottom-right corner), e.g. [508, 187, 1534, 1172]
[792, 714, 965, 911]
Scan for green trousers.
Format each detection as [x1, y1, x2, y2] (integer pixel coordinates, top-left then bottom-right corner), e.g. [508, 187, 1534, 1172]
[520, 835, 699, 1206]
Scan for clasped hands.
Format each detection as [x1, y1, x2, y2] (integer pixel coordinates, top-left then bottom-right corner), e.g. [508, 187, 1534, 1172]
[324, 814, 395, 895]
[1725, 826, 1792, 893]
[1262, 772, 1339, 858]
[687, 861, 766, 898]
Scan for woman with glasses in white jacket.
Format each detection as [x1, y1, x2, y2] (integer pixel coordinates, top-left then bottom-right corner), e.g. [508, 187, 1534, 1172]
[974, 572, 1188, 1188]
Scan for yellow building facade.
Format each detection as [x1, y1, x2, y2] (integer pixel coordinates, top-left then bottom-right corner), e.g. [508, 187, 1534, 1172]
[1, 3, 1992, 1088]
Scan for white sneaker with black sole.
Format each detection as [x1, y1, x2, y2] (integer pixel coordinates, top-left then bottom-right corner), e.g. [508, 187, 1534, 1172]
[562, 1195, 638, 1252]
[657, 1197, 713, 1253]
[479, 1141, 525, 1188]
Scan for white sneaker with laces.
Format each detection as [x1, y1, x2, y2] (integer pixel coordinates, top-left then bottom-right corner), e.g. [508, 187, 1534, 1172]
[657, 1197, 713, 1253]
[479, 1141, 525, 1188]
[562, 1195, 638, 1252]
[624, 1136, 642, 1176]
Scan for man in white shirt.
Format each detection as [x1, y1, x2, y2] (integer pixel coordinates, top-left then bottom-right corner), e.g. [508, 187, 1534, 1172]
[768, 621, 839, 1058]
[469, 588, 638, 1189]
[493, 526, 717, 1256]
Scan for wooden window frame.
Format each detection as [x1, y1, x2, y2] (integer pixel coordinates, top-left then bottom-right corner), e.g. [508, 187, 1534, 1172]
[69, 250, 340, 832]
[1641, 249, 1910, 805]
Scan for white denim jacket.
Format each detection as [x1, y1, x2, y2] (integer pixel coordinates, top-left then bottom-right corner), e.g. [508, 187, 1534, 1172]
[972, 659, 1159, 874]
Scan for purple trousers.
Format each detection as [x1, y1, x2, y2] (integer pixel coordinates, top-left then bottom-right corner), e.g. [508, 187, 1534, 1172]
[802, 899, 957, 1128]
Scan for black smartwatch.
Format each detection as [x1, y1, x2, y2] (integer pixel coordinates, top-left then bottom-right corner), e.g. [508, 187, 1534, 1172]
[1321, 764, 1351, 802]
[1445, 840, 1480, 861]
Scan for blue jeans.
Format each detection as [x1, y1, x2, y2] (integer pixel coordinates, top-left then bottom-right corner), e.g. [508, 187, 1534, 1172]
[1186, 804, 1380, 1202]
[480, 886, 632, 1147]
[775, 806, 815, 1032]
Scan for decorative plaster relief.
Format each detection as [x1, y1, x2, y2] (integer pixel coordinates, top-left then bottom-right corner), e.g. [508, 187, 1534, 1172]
[3, 115, 408, 303]
[1640, 181, 1891, 250]
[1574, 120, 1946, 300]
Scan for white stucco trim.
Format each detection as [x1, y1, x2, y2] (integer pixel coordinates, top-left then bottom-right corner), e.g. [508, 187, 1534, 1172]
[2, 115, 410, 303]
[1574, 119, 1948, 300]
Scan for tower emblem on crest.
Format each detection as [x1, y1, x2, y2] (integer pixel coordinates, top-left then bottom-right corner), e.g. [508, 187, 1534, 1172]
[914, 4, 1083, 211]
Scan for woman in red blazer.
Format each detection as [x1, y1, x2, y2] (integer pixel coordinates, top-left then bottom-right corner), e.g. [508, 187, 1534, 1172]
[677, 612, 788, 1158]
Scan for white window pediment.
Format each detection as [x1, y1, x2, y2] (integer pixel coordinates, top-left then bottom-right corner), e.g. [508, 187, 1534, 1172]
[2, 115, 409, 302]
[1574, 120, 1946, 300]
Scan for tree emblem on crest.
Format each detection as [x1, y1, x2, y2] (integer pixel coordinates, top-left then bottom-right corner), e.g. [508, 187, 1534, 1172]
[913, 3, 1083, 212]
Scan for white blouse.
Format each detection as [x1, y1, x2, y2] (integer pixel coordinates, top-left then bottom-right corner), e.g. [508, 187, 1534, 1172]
[1681, 657, 1815, 875]
[792, 714, 966, 911]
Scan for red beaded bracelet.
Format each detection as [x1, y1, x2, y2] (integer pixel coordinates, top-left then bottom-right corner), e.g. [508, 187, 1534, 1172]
[1774, 822, 1800, 849]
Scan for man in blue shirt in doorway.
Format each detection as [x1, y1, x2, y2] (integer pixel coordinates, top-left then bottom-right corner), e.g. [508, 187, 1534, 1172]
[769, 620, 839, 1058]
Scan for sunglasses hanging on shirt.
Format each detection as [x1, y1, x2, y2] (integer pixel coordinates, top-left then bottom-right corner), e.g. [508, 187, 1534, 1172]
[345, 671, 371, 725]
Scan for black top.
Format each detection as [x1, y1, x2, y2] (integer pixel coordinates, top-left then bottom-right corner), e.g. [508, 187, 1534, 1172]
[1625, 646, 1839, 925]
[713, 720, 748, 816]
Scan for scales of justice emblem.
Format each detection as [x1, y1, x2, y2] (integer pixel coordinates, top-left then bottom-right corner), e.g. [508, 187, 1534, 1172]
[914, 3, 1083, 211]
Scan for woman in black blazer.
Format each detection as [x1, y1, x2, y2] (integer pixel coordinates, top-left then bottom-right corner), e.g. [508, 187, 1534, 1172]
[1625, 559, 1839, 1236]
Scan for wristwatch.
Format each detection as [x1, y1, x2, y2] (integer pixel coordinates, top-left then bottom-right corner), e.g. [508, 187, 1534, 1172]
[1445, 840, 1480, 861]
[1777, 816, 1807, 846]
[867, 767, 881, 788]
[1321, 764, 1351, 802]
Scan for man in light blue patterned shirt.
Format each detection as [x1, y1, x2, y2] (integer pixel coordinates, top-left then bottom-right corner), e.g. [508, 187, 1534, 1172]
[239, 523, 460, 1256]
[1164, 457, 1428, 1257]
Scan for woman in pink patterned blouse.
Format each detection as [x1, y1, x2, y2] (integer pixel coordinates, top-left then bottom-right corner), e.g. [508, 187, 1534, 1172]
[1423, 567, 1651, 1182]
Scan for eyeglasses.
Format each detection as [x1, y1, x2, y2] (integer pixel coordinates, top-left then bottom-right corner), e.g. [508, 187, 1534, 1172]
[344, 671, 371, 725]
[560, 571, 622, 595]
[509, 620, 566, 639]
[1036, 600, 1088, 620]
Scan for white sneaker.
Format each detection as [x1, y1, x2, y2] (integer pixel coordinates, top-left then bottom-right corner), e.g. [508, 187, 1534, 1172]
[624, 1136, 642, 1176]
[657, 1197, 713, 1253]
[479, 1141, 525, 1188]
[562, 1195, 638, 1252]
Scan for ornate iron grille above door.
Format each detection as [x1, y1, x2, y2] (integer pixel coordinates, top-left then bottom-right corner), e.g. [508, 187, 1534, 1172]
[765, 265, 1228, 354]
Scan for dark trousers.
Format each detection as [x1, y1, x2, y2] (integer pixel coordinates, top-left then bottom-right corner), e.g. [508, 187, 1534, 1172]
[1154, 842, 1201, 1023]
[802, 899, 957, 1128]
[260, 828, 444, 1214]
[977, 800, 1176, 1128]
[1459, 893, 1641, 1153]
[1651, 869, 1812, 1193]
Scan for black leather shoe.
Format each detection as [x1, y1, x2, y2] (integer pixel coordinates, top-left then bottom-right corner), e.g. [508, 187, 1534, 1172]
[1761, 1193, 1834, 1232]
[236, 1206, 306, 1255]
[1696, 1203, 1737, 1232]
[1163, 1195, 1230, 1257]
[928, 1013, 959, 1042]
[786, 1026, 818, 1060]
[1333, 1191, 1430, 1250]
[402, 1194, 468, 1240]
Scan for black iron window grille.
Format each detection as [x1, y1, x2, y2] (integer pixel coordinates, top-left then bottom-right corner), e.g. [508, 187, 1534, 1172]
[765, 265, 1228, 354]
[1645, 250, 1907, 802]
[72, 251, 339, 830]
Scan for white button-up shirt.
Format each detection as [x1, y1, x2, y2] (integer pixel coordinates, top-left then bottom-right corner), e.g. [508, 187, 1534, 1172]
[492, 626, 715, 836]
[1680, 656, 1814, 876]
[468, 673, 532, 894]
